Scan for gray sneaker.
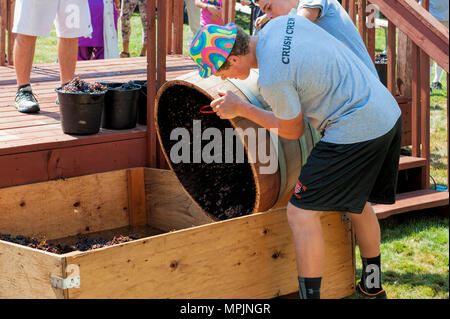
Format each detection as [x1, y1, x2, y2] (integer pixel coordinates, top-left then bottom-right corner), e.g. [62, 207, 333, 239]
[14, 85, 40, 113]
[431, 81, 442, 91]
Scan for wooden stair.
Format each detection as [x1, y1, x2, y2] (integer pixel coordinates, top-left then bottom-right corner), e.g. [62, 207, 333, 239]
[399, 155, 427, 170]
[373, 189, 449, 219]
[371, 155, 448, 219]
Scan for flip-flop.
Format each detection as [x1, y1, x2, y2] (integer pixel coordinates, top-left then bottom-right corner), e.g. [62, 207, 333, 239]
[120, 51, 130, 58]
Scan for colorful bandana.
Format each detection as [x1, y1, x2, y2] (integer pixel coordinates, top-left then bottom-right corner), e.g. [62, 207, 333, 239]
[189, 23, 237, 78]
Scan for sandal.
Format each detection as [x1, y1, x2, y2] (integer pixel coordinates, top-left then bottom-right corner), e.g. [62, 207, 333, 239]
[120, 51, 130, 58]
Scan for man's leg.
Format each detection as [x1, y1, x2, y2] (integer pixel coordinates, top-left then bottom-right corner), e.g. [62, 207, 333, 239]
[349, 202, 380, 258]
[349, 202, 386, 298]
[14, 34, 37, 87]
[57, 37, 78, 85]
[286, 203, 324, 299]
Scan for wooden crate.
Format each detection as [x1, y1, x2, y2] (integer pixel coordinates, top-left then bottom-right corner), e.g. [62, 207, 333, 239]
[0, 168, 355, 299]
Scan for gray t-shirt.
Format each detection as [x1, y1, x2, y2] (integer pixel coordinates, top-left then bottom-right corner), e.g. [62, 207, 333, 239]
[297, 0, 379, 78]
[256, 14, 401, 144]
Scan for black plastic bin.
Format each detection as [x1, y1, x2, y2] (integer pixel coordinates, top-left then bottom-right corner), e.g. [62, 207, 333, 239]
[56, 88, 106, 135]
[101, 82, 141, 130]
[132, 80, 148, 125]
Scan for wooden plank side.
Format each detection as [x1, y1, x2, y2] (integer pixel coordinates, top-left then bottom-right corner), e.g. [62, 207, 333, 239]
[0, 137, 147, 188]
[66, 210, 354, 299]
[0, 241, 65, 299]
[127, 168, 148, 226]
[0, 170, 130, 240]
[144, 168, 213, 231]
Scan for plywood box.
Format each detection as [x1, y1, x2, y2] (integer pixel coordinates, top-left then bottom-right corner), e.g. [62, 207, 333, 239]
[0, 168, 355, 299]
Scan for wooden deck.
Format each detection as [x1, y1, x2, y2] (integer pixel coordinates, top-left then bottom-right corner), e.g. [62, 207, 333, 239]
[0, 54, 447, 218]
[0, 55, 197, 188]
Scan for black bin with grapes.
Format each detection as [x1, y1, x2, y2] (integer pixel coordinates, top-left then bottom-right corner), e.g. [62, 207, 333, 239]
[100, 81, 141, 130]
[56, 78, 107, 135]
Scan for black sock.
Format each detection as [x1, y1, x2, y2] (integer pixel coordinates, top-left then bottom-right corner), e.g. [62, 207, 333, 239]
[360, 255, 383, 294]
[18, 84, 31, 90]
[298, 277, 321, 299]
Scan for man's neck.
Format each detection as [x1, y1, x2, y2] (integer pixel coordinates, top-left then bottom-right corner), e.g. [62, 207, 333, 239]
[247, 36, 259, 69]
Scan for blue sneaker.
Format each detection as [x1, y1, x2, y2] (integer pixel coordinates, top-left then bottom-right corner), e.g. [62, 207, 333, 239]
[14, 85, 40, 113]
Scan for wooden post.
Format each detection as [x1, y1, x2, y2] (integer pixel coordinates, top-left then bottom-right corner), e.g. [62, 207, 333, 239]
[342, 0, 349, 12]
[358, 0, 367, 47]
[127, 168, 148, 226]
[147, 0, 157, 168]
[447, 73, 449, 191]
[157, 0, 168, 169]
[348, 0, 357, 25]
[396, 31, 413, 97]
[366, 1, 375, 63]
[173, 0, 184, 54]
[419, 49, 430, 189]
[222, 0, 236, 25]
[387, 20, 396, 94]
[420, 0, 430, 189]
[166, 0, 173, 54]
[6, 0, 14, 66]
[411, 43, 421, 157]
[0, 0, 6, 66]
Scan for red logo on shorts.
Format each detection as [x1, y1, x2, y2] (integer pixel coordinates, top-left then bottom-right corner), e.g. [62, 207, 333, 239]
[294, 180, 307, 198]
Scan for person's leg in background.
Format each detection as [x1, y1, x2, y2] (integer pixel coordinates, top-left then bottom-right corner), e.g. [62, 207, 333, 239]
[58, 37, 79, 85]
[14, 34, 37, 88]
[92, 47, 105, 60]
[120, 0, 138, 57]
[11, 0, 59, 113]
[78, 46, 94, 60]
[137, 0, 148, 56]
[431, 20, 448, 91]
[185, 0, 201, 47]
[13, 34, 40, 113]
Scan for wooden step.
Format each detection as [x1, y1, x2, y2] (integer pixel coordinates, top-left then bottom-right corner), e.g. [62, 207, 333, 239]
[373, 189, 449, 219]
[399, 155, 427, 170]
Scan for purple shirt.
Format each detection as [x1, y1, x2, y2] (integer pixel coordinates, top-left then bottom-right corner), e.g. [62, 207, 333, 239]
[79, 0, 118, 47]
[200, 0, 223, 26]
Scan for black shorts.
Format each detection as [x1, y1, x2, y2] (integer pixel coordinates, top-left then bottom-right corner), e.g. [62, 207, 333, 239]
[289, 117, 402, 214]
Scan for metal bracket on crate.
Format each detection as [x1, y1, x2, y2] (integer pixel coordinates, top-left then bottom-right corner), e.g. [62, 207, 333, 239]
[50, 275, 80, 289]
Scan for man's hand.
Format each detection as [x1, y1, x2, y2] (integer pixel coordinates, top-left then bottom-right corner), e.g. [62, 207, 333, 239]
[207, 4, 222, 21]
[240, 0, 251, 6]
[255, 14, 269, 29]
[210, 91, 247, 119]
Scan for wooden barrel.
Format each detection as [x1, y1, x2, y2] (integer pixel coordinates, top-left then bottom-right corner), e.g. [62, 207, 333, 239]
[155, 69, 320, 221]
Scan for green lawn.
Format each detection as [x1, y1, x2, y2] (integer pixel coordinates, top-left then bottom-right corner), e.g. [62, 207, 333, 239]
[5, 12, 449, 299]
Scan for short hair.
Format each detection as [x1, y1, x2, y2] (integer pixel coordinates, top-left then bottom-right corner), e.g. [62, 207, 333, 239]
[218, 25, 251, 71]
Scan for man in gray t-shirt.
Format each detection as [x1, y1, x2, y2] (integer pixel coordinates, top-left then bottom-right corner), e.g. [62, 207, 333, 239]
[190, 16, 401, 299]
[255, 0, 379, 78]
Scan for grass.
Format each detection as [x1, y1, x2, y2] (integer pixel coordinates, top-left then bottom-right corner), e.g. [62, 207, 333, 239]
[4, 11, 449, 299]
[347, 211, 449, 299]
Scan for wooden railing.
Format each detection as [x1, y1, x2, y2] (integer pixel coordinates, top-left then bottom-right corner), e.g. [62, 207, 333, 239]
[342, 0, 449, 190]
[2, 0, 447, 190]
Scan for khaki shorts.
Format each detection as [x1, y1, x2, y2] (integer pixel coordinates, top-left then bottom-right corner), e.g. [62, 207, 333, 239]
[12, 0, 92, 38]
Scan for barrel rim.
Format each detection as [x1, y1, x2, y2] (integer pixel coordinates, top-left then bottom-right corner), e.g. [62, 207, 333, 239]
[154, 78, 263, 221]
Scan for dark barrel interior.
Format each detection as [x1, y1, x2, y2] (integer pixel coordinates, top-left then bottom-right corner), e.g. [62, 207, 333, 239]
[157, 84, 256, 220]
